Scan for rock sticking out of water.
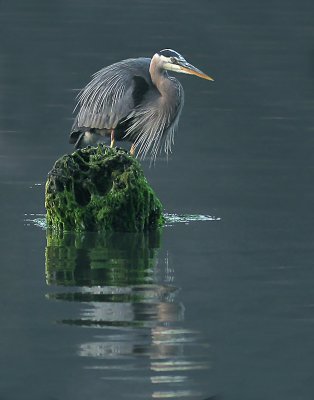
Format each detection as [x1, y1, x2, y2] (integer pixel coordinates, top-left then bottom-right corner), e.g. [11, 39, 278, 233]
[45, 145, 164, 232]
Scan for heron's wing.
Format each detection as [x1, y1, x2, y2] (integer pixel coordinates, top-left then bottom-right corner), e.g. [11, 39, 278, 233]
[72, 58, 152, 132]
[124, 77, 184, 162]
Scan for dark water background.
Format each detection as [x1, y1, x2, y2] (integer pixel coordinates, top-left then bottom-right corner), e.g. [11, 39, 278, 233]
[1, 0, 314, 399]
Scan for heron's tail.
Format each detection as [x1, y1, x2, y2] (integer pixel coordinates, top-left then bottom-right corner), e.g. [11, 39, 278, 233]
[69, 130, 81, 145]
[69, 130, 103, 149]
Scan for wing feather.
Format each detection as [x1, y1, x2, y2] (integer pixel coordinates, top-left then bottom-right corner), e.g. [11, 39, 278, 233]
[124, 77, 184, 162]
[73, 58, 151, 132]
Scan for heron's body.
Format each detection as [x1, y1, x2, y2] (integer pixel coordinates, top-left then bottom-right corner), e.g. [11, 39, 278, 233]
[70, 49, 213, 161]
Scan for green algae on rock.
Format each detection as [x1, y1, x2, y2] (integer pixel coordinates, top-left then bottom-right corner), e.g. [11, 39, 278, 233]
[45, 145, 164, 232]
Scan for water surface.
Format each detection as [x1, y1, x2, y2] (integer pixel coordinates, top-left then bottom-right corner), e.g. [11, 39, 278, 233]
[1, 0, 314, 399]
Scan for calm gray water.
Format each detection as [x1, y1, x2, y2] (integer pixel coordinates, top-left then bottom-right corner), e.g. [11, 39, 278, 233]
[1, 0, 314, 399]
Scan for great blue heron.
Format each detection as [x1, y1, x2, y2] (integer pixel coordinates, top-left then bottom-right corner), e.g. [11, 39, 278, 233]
[70, 49, 213, 161]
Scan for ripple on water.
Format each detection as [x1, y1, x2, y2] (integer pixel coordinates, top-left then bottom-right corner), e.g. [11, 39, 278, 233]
[40, 226, 213, 399]
[164, 213, 221, 226]
[24, 212, 221, 230]
[24, 213, 46, 229]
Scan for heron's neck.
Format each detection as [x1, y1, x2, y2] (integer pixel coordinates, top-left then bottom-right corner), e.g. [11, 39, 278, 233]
[149, 63, 173, 97]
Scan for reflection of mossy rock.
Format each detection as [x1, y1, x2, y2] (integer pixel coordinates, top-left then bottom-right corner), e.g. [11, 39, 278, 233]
[45, 230, 162, 286]
[45, 145, 164, 232]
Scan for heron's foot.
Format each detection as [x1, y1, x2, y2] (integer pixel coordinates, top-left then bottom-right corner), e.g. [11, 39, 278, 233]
[130, 144, 136, 157]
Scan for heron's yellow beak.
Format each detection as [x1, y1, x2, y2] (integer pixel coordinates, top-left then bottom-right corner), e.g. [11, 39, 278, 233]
[164, 58, 214, 81]
[179, 63, 214, 81]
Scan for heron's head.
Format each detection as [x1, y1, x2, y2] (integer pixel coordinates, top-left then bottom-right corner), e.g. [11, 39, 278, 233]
[155, 49, 214, 81]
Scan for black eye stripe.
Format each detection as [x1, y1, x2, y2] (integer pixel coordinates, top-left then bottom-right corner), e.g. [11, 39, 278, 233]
[158, 49, 181, 58]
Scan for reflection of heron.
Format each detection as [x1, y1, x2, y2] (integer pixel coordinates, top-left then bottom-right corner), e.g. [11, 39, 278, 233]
[70, 49, 213, 161]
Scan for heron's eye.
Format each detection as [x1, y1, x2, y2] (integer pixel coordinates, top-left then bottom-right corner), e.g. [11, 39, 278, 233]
[170, 57, 177, 64]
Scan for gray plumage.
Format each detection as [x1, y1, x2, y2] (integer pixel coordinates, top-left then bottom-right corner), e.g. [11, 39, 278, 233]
[70, 49, 213, 162]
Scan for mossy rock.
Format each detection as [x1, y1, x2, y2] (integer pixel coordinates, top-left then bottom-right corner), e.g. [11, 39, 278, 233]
[45, 145, 164, 232]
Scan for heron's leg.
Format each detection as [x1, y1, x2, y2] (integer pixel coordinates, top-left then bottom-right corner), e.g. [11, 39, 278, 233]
[130, 143, 136, 157]
[110, 129, 115, 148]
